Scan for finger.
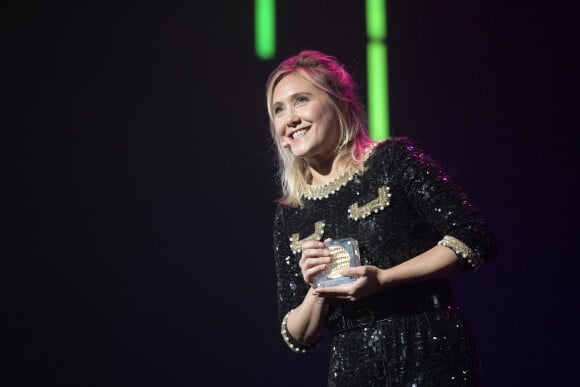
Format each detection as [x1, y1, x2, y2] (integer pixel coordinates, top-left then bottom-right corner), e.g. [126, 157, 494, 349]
[310, 256, 332, 267]
[300, 246, 330, 260]
[302, 248, 331, 259]
[301, 240, 325, 250]
[314, 283, 352, 297]
[315, 291, 356, 301]
[314, 290, 357, 302]
[299, 250, 331, 269]
[300, 255, 332, 271]
[305, 263, 328, 281]
[340, 267, 362, 277]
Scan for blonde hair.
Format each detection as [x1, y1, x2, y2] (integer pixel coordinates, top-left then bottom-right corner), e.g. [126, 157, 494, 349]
[266, 50, 376, 207]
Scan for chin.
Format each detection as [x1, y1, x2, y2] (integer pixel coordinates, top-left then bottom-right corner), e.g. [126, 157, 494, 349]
[289, 147, 311, 159]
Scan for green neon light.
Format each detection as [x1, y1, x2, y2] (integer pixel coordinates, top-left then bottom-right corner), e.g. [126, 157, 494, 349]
[366, 0, 386, 40]
[366, 0, 389, 140]
[367, 41, 389, 140]
[255, 0, 276, 60]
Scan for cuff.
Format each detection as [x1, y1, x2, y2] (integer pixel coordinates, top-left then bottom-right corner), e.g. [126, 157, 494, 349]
[438, 235, 484, 271]
[280, 310, 319, 354]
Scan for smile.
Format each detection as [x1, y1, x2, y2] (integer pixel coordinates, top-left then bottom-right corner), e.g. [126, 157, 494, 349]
[291, 128, 309, 140]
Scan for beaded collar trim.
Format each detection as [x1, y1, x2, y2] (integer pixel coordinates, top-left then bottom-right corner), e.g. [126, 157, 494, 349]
[303, 167, 359, 200]
[302, 142, 379, 201]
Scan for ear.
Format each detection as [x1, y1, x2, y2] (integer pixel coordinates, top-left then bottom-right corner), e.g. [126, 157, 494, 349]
[282, 142, 290, 148]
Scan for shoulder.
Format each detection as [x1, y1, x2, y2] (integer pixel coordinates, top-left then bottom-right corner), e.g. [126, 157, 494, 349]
[366, 136, 429, 167]
[273, 202, 289, 235]
[364, 137, 450, 188]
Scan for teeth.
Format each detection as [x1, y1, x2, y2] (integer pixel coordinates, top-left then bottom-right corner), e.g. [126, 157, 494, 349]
[292, 129, 307, 139]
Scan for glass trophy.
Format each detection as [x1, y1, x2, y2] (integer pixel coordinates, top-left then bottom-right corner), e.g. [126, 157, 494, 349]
[313, 237, 361, 288]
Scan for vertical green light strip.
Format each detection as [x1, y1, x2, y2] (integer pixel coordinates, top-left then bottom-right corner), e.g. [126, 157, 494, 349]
[365, 0, 389, 140]
[367, 42, 389, 140]
[255, 0, 276, 60]
[366, 0, 386, 39]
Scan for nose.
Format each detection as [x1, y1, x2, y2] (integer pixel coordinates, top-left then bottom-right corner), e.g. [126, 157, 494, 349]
[286, 112, 300, 128]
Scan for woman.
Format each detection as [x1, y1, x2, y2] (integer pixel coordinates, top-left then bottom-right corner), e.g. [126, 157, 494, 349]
[267, 50, 497, 386]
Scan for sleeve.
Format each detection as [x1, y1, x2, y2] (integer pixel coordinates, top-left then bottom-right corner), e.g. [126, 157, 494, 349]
[388, 137, 498, 271]
[272, 204, 312, 322]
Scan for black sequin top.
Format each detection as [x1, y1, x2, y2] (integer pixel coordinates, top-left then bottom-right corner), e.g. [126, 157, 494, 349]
[272, 137, 497, 385]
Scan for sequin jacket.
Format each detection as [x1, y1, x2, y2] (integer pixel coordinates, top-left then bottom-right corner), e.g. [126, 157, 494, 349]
[272, 137, 498, 330]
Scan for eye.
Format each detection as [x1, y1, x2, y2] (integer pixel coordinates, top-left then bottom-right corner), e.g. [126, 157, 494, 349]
[295, 95, 309, 104]
[273, 105, 284, 115]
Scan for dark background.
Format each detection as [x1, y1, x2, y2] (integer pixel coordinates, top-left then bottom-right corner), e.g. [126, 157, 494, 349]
[3, 1, 578, 386]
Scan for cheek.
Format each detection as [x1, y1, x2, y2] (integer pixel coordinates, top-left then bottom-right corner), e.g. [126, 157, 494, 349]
[308, 102, 330, 124]
[301, 105, 318, 121]
[317, 108, 336, 132]
[274, 119, 285, 138]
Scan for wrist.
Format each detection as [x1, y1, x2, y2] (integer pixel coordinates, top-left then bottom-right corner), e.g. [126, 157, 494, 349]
[378, 267, 395, 289]
[281, 310, 318, 354]
[307, 287, 328, 306]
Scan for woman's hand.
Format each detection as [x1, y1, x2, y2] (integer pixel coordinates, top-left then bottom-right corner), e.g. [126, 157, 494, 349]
[313, 265, 389, 301]
[299, 239, 332, 286]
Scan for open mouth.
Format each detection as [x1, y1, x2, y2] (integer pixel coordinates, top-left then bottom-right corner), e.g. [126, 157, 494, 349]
[290, 127, 309, 140]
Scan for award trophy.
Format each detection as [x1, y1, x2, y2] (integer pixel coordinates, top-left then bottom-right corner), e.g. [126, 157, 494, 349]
[313, 237, 361, 288]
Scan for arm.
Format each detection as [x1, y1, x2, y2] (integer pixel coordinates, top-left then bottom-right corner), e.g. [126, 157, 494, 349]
[397, 137, 497, 270]
[284, 287, 329, 343]
[314, 244, 460, 301]
[316, 137, 497, 300]
[272, 207, 330, 352]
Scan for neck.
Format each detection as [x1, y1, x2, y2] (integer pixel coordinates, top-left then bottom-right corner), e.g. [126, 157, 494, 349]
[307, 155, 342, 185]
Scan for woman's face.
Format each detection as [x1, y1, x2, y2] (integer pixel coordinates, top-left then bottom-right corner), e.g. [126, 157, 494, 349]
[272, 73, 340, 165]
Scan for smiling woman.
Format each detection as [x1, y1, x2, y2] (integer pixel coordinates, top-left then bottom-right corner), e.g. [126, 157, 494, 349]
[265, 50, 498, 386]
[266, 51, 375, 208]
